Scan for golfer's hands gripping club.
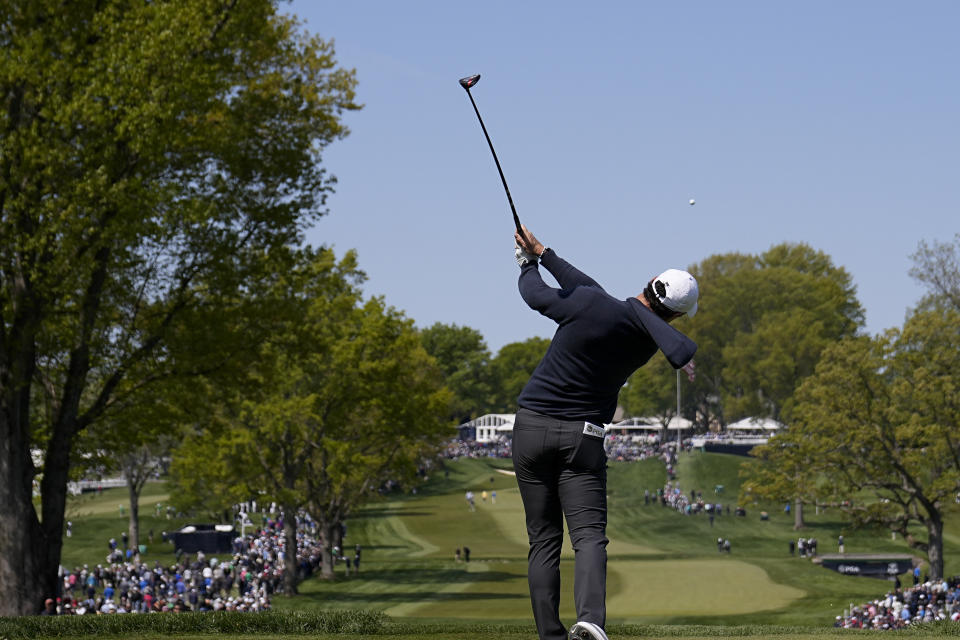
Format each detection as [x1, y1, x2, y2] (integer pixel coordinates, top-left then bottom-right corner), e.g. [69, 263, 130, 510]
[515, 246, 538, 267]
[514, 225, 545, 258]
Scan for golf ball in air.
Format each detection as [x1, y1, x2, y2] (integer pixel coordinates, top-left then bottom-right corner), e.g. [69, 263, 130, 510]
[689, 199, 696, 205]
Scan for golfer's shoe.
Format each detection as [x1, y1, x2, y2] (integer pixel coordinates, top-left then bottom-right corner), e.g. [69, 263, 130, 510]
[569, 621, 609, 640]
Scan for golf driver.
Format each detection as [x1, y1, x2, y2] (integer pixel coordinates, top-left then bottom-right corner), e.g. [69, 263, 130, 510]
[459, 74, 528, 244]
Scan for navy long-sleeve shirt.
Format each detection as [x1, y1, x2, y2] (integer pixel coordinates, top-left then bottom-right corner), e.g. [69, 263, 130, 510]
[516, 248, 696, 425]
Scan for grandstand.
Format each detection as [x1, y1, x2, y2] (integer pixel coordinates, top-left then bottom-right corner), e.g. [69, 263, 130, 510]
[456, 414, 515, 443]
[691, 417, 785, 456]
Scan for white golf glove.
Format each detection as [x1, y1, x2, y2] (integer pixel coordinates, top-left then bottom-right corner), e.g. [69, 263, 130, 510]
[515, 245, 538, 267]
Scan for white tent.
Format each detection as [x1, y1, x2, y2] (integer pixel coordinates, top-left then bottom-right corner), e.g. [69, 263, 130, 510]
[726, 417, 784, 432]
[665, 416, 694, 431]
[609, 417, 662, 431]
[610, 416, 693, 431]
[606, 416, 693, 437]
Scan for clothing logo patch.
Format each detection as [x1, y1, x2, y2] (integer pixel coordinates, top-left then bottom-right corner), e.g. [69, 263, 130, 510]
[582, 422, 605, 439]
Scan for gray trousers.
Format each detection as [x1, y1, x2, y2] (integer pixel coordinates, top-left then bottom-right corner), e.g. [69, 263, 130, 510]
[512, 408, 608, 640]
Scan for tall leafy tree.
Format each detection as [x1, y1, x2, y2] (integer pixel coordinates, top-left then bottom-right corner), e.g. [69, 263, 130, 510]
[752, 308, 960, 577]
[675, 252, 754, 429]
[304, 298, 450, 579]
[486, 338, 551, 413]
[740, 422, 823, 530]
[686, 243, 864, 426]
[0, 0, 358, 614]
[169, 249, 450, 590]
[419, 323, 492, 424]
[619, 353, 682, 428]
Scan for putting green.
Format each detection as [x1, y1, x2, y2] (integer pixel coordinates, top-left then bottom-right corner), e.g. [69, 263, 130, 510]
[607, 558, 806, 618]
[389, 556, 804, 619]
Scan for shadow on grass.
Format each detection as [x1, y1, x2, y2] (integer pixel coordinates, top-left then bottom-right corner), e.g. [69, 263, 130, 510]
[325, 567, 521, 585]
[290, 565, 527, 608]
[299, 589, 524, 604]
[357, 544, 409, 551]
[352, 507, 436, 519]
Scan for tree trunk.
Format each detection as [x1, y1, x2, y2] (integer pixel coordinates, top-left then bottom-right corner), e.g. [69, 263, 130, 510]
[793, 499, 805, 530]
[281, 502, 299, 595]
[926, 515, 944, 580]
[0, 411, 46, 615]
[0, 282, 67, 615]
[0, 385, 70, 617]
[127, 478, 141, 551]
[319, 520, 339, 579]
[38, 427, 74, 605]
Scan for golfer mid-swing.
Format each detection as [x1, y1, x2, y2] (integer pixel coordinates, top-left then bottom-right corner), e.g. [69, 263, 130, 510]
[512, 226, 699, 640]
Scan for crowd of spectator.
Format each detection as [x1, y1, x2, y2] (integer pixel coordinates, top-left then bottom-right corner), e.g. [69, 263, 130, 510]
[604, 433, 685, 462]
[656, 483, 723, 515]
[796, 537, 818, 557]
[834, 578, 960, 628]
[442, 433, 690, 464]
[44, 512, 339, 616]
[444, 438, 512, 459]
[691, 430, 769, 443]
[651, 482, 741, 522]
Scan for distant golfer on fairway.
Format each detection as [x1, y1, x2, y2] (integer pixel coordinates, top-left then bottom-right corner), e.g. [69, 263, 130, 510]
[511, 225, 698, 640]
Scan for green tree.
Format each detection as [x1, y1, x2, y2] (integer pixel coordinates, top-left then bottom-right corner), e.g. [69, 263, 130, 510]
[686, 243, 864, 427]
[0, 0, 358, 614]
[619, 353, 681, 428]
[168, 248, 363, 594]
[740, 422, 823, 530]
[169, 249, 450, 589]
[677, 252, 755, 429]
[760, 308, 960, 578]
[419, 323, 492, 424]
[486, 338, 551, 413]
[304, 298, 450, 579]
[910, 233, 960, 312]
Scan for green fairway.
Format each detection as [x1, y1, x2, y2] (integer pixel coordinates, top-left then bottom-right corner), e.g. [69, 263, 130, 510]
[60, 453, 960, 629]
[59, 483, 202, 571]
[297, 469, 802, 622]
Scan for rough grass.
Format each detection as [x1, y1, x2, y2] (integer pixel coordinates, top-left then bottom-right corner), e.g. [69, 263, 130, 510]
[0, 610, 384, 638]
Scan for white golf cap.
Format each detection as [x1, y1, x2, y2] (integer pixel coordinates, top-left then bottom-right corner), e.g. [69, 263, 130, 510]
[652, 269, 699, 317]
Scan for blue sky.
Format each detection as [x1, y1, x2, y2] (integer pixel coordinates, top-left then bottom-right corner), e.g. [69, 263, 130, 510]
[290, 0, 958, 353]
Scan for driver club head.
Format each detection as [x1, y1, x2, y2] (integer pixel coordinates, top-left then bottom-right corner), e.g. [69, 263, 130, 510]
[459, 74, 480, 90]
